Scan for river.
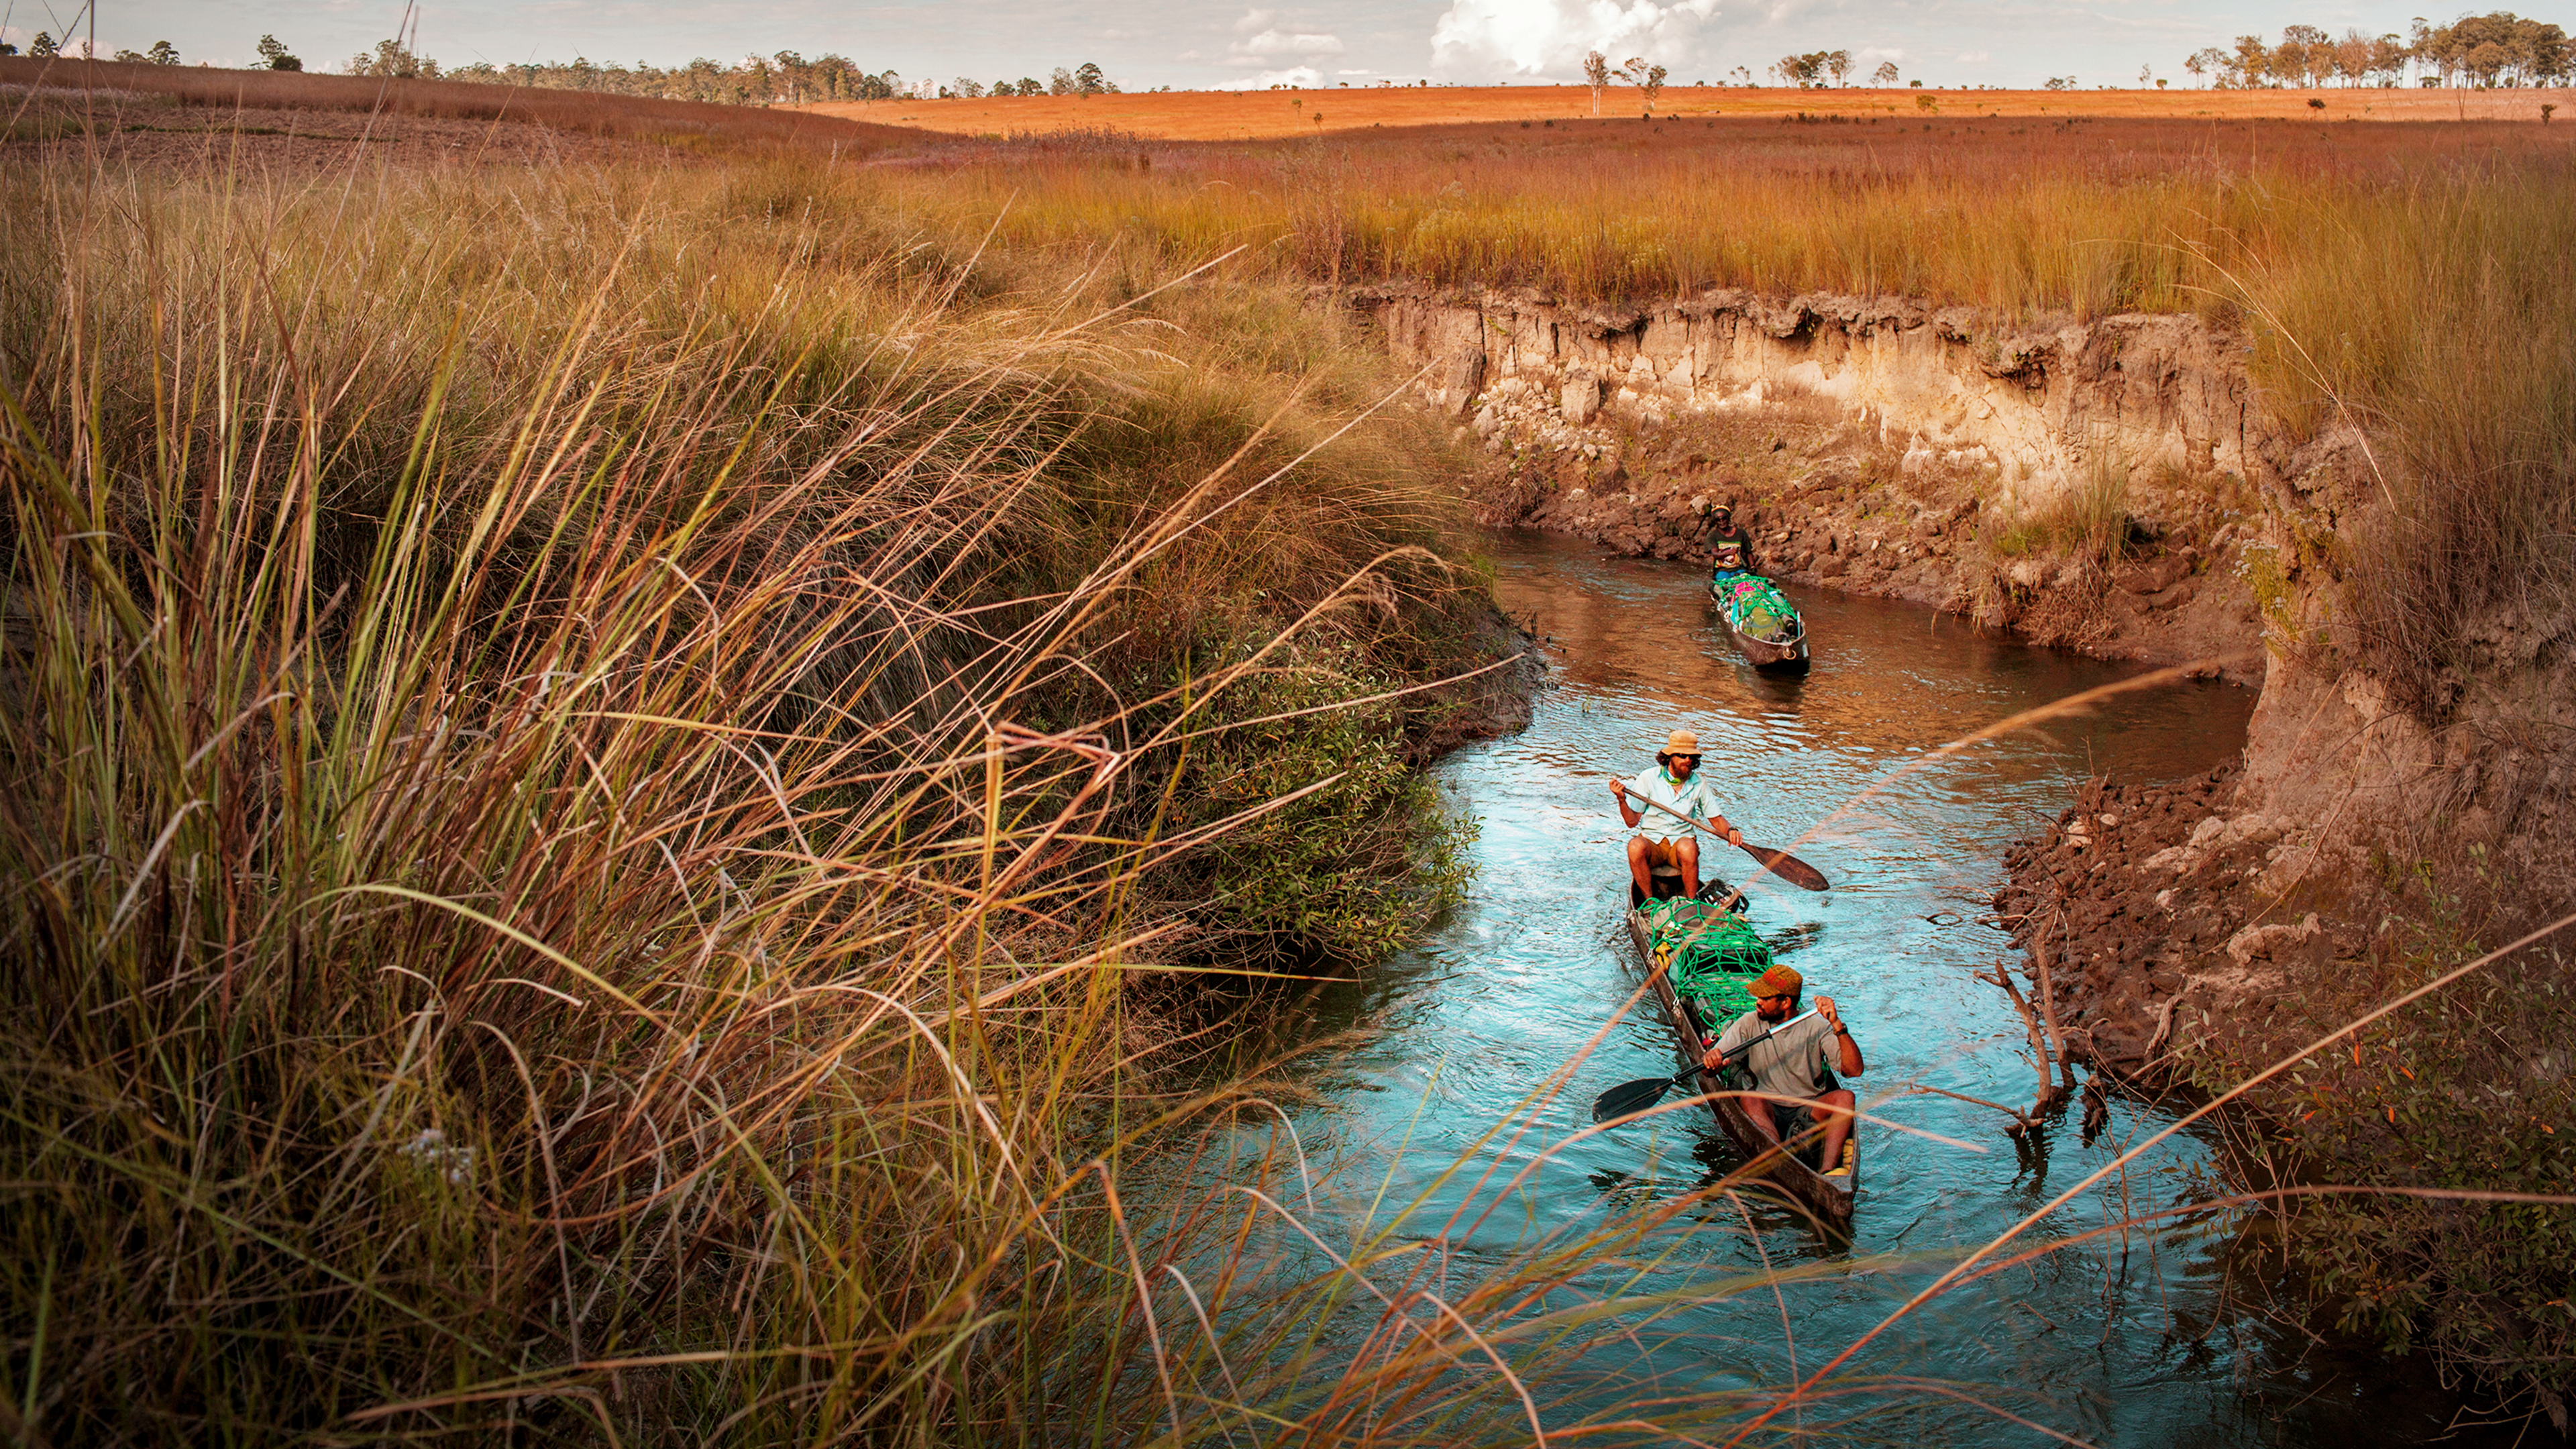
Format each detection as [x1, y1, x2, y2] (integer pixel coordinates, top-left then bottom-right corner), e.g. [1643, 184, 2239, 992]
[1269, 532, 2506, 1446]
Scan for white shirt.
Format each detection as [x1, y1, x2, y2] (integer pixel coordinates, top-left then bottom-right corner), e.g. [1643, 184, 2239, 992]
[1626, 765, 1725, 838]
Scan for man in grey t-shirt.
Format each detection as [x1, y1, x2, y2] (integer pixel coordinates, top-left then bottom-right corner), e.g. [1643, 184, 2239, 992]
[1701, 963, 1865, 1175]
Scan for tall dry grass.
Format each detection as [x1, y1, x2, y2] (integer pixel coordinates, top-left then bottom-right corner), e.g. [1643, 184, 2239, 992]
[0, 151, 1517, 1440]
[2222, 162, 2576, 738]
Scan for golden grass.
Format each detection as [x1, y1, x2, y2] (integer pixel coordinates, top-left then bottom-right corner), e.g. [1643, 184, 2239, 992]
[808, 83, 2576, 140]
[0, 54, 924, 152]
[0, 146, 1516, 1440]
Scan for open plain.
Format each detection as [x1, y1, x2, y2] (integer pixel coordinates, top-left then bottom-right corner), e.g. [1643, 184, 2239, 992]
[806, 80, 2576, 138]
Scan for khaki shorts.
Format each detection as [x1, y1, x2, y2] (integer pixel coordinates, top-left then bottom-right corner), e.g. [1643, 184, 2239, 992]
[1638, 837, 1695, 868]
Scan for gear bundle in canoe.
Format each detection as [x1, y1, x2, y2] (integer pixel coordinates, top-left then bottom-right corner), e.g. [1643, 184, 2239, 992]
[1711, 574, 1811, 672]
[1716, 577, 1796, 642]
[1639, 896, 1772, 1018]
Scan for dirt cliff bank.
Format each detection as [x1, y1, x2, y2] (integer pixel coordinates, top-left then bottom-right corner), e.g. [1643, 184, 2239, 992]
[1346, 281, 2275, 677]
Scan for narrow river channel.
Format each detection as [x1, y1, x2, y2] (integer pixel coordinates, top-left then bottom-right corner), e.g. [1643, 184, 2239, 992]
[1273, 532, 2500, 1446]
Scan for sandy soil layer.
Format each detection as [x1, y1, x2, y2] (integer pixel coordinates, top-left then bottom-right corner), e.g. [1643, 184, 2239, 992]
[804, 83, 2576, 140]
[1459, 403, 2263, 678]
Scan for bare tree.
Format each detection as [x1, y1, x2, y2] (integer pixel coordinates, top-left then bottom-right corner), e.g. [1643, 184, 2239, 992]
[1872, 60, 1900, 86]
[1583, 50, 1611, 114]
[1825, 49, 1855, 86]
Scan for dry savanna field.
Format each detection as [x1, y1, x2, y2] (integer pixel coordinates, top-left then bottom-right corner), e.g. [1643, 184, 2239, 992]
[806, 80, 2576, 138]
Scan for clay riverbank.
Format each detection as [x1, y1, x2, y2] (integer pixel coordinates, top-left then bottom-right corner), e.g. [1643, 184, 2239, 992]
[1342, 281, 2279, 679]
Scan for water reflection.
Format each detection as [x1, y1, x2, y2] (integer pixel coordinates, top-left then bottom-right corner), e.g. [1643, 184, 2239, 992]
[1267, 532, 2504, 1446]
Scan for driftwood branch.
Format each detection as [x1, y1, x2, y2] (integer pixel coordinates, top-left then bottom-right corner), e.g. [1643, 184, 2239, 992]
[2035, 909, 2080, 1097]
[1896, 1082, 2038, 1134]
[1977, 954, 2073, 1127]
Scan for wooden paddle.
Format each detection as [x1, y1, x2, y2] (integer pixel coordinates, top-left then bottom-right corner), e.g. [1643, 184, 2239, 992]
[1591, 1008, 1821, 1124]
[1618, 784, 1829, 892]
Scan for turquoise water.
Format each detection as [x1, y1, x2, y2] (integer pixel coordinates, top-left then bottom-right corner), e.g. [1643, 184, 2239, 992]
[1264, 532, 2508, 1446]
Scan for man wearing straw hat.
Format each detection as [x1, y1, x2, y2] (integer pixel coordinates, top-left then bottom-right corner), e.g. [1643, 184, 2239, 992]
[1705, 963, 1864, 1176]
[1611, 727, 1746, 902]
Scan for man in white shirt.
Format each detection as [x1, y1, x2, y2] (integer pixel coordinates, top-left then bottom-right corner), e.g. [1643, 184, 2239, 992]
[1611, 727, 1747, 900]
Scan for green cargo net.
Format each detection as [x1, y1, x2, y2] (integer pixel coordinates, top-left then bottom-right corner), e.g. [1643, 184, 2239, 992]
[1641, 896, 1774, 1022]
[1715, 576, 1800, 644]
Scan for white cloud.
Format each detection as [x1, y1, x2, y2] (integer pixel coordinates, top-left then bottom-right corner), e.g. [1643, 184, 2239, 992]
[1231, 28, 1345, 59]
[1428, 0, 1726, 82]
[1234, 8, 1277, 32]
[1216, 62, 1328, 88]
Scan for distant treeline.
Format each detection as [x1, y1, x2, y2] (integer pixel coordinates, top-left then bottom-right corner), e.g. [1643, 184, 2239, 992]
[337, 40, 1124, 103]
[2186, 12, 2569, 87]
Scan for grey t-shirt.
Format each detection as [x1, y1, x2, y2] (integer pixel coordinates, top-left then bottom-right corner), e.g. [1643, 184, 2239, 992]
[1716, 1011, 1836, 1100]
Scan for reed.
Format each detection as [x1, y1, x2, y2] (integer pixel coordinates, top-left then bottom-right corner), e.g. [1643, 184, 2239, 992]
[0, 152, 1511, 1440]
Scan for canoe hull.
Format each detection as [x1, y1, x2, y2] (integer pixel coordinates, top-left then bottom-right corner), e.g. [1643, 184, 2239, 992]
[1623, 905, 1856, 1231]
[1728, 623, 1811, 673]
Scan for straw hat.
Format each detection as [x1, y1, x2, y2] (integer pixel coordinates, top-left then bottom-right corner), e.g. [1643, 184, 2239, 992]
[1753, 964, 1803, 999]
[1660, 729, 1700, 758]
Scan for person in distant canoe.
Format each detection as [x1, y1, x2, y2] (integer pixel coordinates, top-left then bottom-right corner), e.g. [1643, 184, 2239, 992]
[1703, 964, 1864, 1176]
[1707, 504, 1756, 580]
[1611, 728, 1747, 901]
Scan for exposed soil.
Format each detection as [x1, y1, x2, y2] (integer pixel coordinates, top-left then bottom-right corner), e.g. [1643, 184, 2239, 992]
[1991, 767, 2397, 1083]
[1460, 395, 2265, 679]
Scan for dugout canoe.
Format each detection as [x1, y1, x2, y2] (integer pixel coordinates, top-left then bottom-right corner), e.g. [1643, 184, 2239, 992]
[1709, 576, 1811, 674]
[1623, 870, 1857, 1231]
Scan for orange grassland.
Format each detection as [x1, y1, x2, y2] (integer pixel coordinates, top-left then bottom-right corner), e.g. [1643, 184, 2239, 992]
[803, 82, 2573, 140]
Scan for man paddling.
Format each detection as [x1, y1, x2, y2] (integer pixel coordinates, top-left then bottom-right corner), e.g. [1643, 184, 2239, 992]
[1703, 964, 1864, 1175]
[1611, 728, 1747, 900]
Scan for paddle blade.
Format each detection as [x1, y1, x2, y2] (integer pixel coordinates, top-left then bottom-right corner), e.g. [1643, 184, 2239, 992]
[1741, 843, 1829, 891]
[1591, 1073, 1684, 1124]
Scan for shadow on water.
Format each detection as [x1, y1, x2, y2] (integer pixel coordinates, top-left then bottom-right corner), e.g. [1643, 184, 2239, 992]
[1254, 532, 2528, 1447]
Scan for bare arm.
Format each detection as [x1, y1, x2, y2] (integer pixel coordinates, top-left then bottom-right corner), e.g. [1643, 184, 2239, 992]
[1817, 995, 1865, 1076]
[1703, 808, 1745, 847]
[1609, 779, 1645, 828]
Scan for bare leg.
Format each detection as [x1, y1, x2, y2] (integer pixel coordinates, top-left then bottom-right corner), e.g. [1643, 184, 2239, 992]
[1812, 1089, 1858, 1171]
[1677, 836, 1703, 898]
[1742, 1095, 1783, 1148]
[1626, 835, 1654, 900]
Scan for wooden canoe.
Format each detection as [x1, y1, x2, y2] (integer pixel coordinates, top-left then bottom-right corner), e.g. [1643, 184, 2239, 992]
[1710, 576, 1811, 674]
[1623, 877, 1856, 1232]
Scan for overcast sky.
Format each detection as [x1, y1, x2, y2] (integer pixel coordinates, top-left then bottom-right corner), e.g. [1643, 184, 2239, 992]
[19, 0, 2498, 90]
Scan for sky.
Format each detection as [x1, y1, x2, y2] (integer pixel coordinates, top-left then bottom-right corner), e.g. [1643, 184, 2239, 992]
[12, 0, 2511, 91]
